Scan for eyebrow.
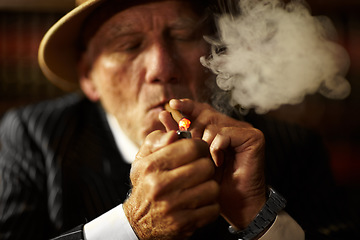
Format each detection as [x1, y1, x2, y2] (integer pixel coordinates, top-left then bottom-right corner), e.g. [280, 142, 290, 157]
[168, 17, 199, 29]
[104, 16, 200, 39]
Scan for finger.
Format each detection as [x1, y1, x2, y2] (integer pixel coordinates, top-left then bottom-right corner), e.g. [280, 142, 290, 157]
[210, 133, 231, 167]
[162, 157, 215, 192]
[202, 124, 231, 167]
[136, 139, 210, 174]
[170, 99, 211, 138]
[183, 203, 220, 230]
[133, 159, 216, 206]
[178, 180, 220, 209]
[168, 99, 193, 116]
[210, 127, 265, 167]
[169, 99, 204, 124]
[215, 127, 265, 152]
[159, 110, 178, 132]
[135, 130, 178, 159]
[132, 131, 178, 182]
[202, 124, 217, 145]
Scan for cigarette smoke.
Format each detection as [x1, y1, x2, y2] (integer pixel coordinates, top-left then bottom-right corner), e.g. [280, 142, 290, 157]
[201, 0, 351, 114]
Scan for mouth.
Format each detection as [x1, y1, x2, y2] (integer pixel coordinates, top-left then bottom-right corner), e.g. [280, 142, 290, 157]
[147, 100, 170, 116]
[149, 99, 171, 111]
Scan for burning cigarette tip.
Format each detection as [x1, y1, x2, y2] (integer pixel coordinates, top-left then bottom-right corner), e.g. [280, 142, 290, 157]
[178, 118, 191, 131]
[165, 103, 192, 137]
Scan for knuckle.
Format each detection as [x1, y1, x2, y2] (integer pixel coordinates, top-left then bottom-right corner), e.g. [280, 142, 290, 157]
[144, 130, 163, 144]
[173, 219, 196, 238]
[145, 174, 164, 200]
[161, 200, 174, 214]
[179, 139, 209, 159]
[199, 158, 215, 176]
[252, 128, 265, 139]
[202, 108, 215, 118]
[144, 159, 160, 173]
[250, 128, 265, 145]
[143, 155, 167, 173]
[206, 180, 220, 198]
[209, 180, 220, 193]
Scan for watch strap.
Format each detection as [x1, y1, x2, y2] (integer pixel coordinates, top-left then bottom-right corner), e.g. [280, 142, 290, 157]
[228, 187, 287, 240]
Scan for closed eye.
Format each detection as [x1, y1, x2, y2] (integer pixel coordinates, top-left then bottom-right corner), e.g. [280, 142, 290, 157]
[106, 36, 143, 53]
[170, 29, 198, 42]
[123, 42, 142, 52]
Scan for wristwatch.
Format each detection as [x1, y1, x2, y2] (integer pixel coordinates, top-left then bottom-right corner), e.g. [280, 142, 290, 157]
[228, 187, 287, 240]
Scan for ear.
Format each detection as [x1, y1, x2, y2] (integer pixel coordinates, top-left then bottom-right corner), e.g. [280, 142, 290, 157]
[78, 53, 100, 102]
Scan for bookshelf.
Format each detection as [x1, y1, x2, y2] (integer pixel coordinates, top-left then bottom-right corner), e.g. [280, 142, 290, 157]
[0, 10, 66, 115]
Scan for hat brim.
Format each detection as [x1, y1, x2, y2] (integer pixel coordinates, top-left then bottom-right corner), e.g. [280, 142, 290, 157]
[38, 0, 104, 91]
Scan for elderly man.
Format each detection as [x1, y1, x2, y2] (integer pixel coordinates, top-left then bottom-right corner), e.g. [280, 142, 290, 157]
[0, 0, 341, 239]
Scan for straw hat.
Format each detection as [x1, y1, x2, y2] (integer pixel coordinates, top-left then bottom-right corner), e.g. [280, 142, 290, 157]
[38, 0, 107, 91]
[38, 0, 215, 91]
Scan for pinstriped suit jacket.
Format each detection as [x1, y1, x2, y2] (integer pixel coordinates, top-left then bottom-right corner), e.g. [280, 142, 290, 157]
[0, 93, 346, 239]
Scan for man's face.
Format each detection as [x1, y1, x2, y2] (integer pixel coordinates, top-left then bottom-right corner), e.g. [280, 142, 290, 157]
[81, 0, 213, 146]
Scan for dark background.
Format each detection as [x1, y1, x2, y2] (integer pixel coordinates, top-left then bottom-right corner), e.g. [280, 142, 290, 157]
[1, 0, 359, 211]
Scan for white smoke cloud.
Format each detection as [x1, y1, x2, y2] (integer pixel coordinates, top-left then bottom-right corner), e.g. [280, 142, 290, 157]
[201, 0, 351, 114]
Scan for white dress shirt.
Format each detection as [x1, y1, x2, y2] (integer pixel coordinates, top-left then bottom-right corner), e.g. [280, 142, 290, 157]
[83, 114, 305, 240]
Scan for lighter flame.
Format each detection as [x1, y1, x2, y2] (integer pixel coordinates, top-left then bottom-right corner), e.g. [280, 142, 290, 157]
[179, 118, 191, 131]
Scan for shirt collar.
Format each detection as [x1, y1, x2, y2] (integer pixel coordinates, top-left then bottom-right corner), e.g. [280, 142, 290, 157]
[106, 113, 139, 164]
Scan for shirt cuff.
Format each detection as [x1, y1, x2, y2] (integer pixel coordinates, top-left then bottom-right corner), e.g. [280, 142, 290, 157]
[259, 210, 305, 240]
[83, 204, 138, 240]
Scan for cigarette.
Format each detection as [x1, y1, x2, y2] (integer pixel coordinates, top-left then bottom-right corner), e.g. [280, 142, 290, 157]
[164, 103, 184, 123]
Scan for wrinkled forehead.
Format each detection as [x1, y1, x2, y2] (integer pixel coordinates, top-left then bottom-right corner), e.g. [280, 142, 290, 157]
[79, 0, 213, 51]
[99, 2, 202, 36]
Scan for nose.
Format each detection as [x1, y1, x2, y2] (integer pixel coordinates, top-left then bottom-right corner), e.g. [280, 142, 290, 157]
[144, 41, 179, 84]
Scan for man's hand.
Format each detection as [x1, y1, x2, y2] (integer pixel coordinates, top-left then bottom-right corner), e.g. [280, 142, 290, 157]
[161, 99, 267, 230]
[123, 130, 220, 240]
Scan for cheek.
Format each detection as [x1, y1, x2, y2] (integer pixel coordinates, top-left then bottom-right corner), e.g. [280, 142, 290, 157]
[91, 58, 137, 113]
